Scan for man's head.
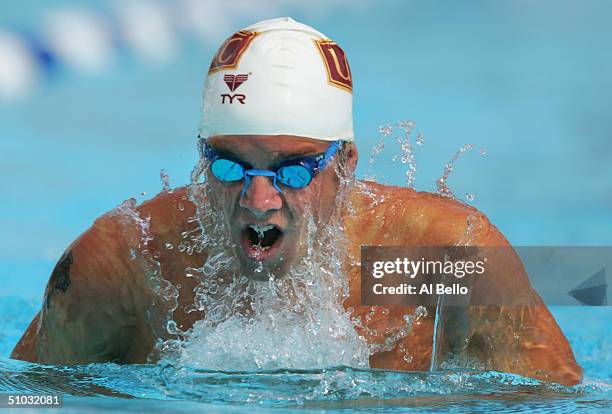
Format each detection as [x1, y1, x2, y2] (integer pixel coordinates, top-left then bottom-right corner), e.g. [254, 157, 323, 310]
[198, 18, 357, 278]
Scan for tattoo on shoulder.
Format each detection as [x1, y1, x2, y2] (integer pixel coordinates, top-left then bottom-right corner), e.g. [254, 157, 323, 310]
[45, 250, 73, 309]
[51, 250, 73, 292]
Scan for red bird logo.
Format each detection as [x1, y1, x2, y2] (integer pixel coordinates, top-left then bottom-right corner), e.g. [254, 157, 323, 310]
[223, 74, 249, 92]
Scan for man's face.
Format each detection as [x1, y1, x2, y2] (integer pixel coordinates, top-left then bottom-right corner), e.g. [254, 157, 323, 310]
[206, 135, 355, 279]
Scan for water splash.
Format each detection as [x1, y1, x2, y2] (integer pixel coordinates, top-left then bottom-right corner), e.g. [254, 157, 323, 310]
[436, 143, 474, 198]
[368, 121, 423, 188]
[430, 213, 487, 371]
[147, 151, 380, 371]
[395, 120, 418, 188]
[145, 124, 484, 372]
[368, 124, 391, 166]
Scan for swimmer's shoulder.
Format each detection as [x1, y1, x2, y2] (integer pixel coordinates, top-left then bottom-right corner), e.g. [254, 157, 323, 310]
[87, 186, 198, 251]
[136, 187, 197, 237]
[350, 180, 508, 246]
[86, 186, 205, 282]
[13, 187, 201, 364]
[64, 187, 194, 265]
[19, 199, 157, 363]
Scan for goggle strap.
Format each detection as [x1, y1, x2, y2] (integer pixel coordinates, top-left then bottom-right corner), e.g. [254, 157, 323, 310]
[203, 142, 217, 161]
[318, 141, 341, 171]
[198, 137, 207, 158]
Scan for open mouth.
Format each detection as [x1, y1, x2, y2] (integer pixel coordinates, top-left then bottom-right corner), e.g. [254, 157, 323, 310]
[240, 224, 284, 261]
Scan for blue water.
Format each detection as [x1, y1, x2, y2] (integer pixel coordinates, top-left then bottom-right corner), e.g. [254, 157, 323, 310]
[1, 297, 610, 413]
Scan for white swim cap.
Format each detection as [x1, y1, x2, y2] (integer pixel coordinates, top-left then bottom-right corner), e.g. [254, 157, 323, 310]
[199, 17, 354, 142]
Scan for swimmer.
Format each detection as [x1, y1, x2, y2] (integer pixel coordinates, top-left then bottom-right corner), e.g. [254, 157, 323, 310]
[12, 17, 581, 386]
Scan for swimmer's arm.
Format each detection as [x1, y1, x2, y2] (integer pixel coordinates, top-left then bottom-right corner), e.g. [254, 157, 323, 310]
[11, 214, 154, 364]
[465, 217, 583, 386]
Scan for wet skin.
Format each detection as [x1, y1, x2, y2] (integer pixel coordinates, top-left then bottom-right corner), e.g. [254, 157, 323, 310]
[12, 136, 582, 386]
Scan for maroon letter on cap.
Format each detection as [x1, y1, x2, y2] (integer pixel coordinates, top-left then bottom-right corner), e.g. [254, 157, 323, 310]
[314, 40, 353, 93]
[209, 31, 258, 74]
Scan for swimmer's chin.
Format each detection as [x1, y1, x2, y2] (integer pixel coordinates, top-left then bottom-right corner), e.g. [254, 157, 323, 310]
[233, 241, 292, 280]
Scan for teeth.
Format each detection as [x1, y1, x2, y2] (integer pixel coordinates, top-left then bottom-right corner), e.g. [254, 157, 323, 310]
[249, 224, 274, 235]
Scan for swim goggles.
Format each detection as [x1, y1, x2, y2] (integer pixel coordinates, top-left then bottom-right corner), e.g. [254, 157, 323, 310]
[202, 140, 343, 197]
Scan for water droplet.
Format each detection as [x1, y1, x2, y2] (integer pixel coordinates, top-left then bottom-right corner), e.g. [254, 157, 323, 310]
[160, 169, 171, 191]
[166, 320, 178, 335]
[403, 354, 413, 363]
[164, 243, 174, 250]
[396, 120, 415, 131]
[140, 191, 147, 196]
[415, 132, 424, 145]
[465, 193, 475, 202]
[178, 203, 185, 211]
[378, 124, 393, 136]
[479, 147, 487, 156]
[415, 306, 428, 319]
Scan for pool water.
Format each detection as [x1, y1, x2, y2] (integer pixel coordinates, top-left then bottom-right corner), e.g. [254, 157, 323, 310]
[0, 297, 610, 413]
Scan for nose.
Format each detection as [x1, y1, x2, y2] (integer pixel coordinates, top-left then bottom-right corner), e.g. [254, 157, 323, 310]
[239, 175, 283, 217]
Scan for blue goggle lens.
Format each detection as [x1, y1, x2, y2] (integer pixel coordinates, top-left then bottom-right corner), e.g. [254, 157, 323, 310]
[277, 165, 312, 188]
[210, 158, 314, 189]
[210, 159, 244, 181]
